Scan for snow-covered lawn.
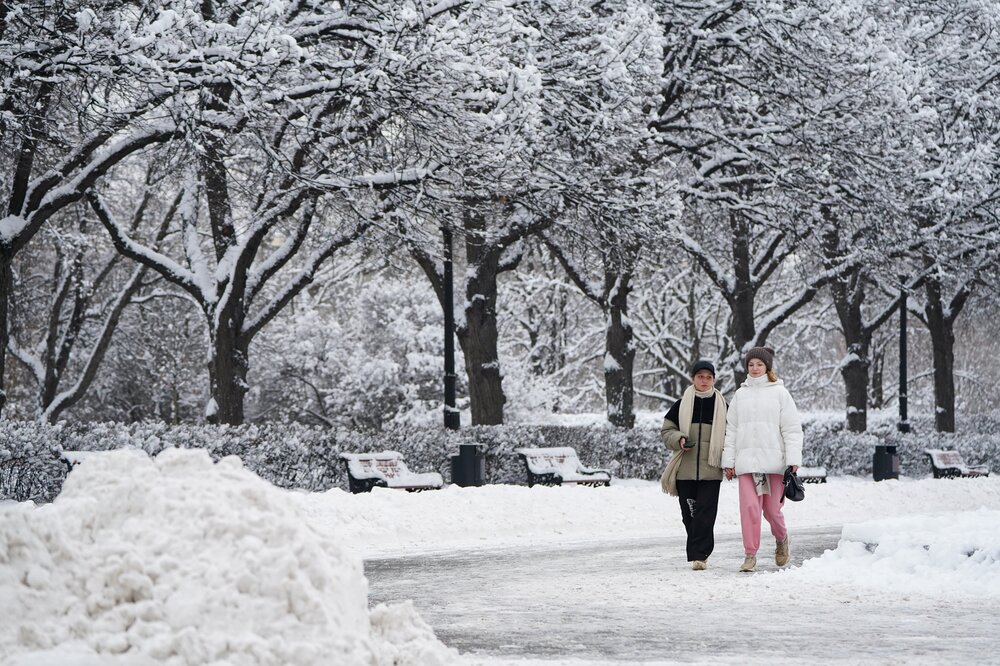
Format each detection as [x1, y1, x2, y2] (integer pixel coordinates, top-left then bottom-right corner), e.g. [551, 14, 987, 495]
[296, 474, 1000, 562]
[2, 449, 998, 665]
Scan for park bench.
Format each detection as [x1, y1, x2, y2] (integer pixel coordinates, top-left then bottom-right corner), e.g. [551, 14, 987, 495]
[340, 451, 444, 493]
[514, 447, 611, 487]
[797, 466, 827, 484]
[924, 449, 990, 479]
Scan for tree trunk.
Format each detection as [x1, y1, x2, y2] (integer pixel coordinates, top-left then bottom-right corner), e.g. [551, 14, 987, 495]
[927, 318, 956, 433]
[840, 354, 869, 432]
[604, 271, 635, 428]
[0, 255, 11, 415]
[728, 212, 756, 385]
[458, 211, 505, 425]
[924, 281, 956, 433]
[209, 319, 249, 425]
[830, 274, 870, 432]
[869, 339, 886, 410]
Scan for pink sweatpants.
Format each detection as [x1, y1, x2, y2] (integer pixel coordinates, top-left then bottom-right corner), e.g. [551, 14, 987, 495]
[737, 473, 788, 555]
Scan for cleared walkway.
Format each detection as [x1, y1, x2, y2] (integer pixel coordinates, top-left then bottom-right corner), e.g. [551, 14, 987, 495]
[366, 527, 999, 664]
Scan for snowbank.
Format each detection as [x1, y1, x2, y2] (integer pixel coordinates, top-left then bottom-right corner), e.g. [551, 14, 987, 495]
[0, 449, 456, 666]
[298, 475, 1000, 558]
[782, 509, 1000, 598]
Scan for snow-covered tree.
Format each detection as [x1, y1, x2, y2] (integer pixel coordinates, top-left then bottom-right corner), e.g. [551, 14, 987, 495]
[1, 0, 182, 414]
[7, 179, 170, 422]
[90, 0, 536, 424]
[411, 0, 669, 426]
[884, 0, 1000, 432]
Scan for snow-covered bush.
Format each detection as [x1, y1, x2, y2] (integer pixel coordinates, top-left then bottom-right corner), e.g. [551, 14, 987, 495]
[4, 414, 999, 502]
[249, 273, 458, 430]
[0, 422, 66, 502]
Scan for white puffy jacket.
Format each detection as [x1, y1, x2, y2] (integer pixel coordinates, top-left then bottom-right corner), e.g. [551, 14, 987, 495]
[721, 375, 803, 475]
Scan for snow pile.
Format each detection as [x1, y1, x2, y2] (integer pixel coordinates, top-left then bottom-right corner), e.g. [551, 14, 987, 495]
[0, 449, 456, 666]
[785, 509, 1000, 597]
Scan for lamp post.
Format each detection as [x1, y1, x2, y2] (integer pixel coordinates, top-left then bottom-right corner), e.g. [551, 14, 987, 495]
[874, 281, 906, 482]
[442, 224, 484, 486]
[442, 224, 460, 431]
[898, 282, 910, 434]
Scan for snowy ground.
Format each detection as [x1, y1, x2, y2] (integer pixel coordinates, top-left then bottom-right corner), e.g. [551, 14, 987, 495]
[2, 450, 999, 665]
[365, 527, 999, 664]
[298, 475, 1000, 664]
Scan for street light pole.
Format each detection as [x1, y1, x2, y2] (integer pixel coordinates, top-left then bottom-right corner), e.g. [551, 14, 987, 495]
[442, 225, 460, 431]
[874, 280, 906, 482]
[898, 282, 910, 433]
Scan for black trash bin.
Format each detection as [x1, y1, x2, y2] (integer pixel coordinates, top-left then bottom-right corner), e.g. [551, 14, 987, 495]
[450, 444, 485, 487]
[873, 444, 899, 481]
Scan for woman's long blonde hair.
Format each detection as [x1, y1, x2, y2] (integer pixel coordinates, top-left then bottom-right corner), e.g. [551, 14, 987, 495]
[767, 369, 778, 382]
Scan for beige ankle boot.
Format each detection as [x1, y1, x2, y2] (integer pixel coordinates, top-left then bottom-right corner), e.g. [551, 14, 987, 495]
[739, 554, 757, 572]
[775, 537, 790, 567]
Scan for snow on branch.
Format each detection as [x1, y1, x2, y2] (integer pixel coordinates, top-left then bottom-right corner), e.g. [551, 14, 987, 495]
[41, 264, 148, 423]
[245, 200, 317, 306]
[241, 223, 371, 341]
[673, 230, 736, 294]
[310, 163, 441, 191]
[87, 192, 203, 304]
[16, 123, 180, 254]
[6, 342, 45, 387]
[178, 173, 218, 306]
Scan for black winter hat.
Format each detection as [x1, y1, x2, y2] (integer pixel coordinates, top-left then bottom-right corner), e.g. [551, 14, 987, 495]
[744, 346, 776, 371]
[690, 360, 716, 377]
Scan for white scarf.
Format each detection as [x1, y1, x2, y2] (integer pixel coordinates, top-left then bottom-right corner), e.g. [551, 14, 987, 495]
[677, 385, 727, 468]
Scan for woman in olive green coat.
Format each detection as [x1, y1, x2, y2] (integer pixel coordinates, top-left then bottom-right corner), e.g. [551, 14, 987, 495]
[660, 360, 728, 570]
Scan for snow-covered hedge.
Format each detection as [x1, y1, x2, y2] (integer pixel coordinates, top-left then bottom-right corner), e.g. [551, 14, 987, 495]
[3, 416, 998, 501]
[0, 421, 66, 503]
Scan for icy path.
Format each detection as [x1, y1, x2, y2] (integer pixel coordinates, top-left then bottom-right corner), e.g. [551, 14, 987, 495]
[366, 527, 999, 665]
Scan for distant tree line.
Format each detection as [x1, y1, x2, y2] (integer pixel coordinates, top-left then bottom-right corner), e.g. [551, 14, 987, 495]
[2, 0, 998, 433]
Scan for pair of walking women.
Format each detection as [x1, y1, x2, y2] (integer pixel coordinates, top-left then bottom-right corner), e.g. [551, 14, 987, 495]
[660, 347, 803, 572]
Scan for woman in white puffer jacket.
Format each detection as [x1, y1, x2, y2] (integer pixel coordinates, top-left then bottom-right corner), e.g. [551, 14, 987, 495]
[721, 346, 803, 573]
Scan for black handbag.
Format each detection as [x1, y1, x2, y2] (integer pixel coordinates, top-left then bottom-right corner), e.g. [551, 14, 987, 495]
[783, 466, 805, 502]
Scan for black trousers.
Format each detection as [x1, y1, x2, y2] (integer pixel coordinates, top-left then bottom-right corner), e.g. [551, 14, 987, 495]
[675, 479, 721, 561]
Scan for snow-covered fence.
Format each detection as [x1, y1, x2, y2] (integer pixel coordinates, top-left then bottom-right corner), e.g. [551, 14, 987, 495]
[3, 415, 999, 501]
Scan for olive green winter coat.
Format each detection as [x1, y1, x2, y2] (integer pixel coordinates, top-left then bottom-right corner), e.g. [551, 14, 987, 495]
[660, 395, 724, 482]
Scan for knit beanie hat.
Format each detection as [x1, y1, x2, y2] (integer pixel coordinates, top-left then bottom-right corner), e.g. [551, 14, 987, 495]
[690, 360, 716, 377]
[744, 346, 775, 371]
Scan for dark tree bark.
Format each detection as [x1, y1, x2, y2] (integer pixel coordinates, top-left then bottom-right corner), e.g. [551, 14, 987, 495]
[819, 216, 903, 432]
[829, 272, 872, 432]
[727, 211, 757, 385]
[0, 258, 11, 413]
[455, 208, 506, 425]
[603, 270, 635, 428]
[208, 318, 250, 424]
[921, 273, 971, 434]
